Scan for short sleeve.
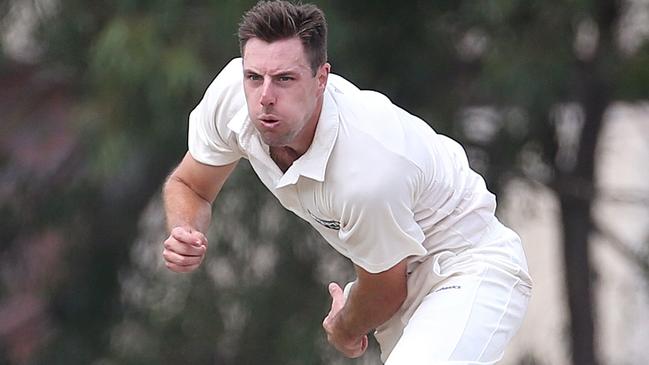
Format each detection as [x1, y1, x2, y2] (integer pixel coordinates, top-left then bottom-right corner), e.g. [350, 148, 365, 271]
[188, 58, 246, 166]
[337, 158, 427, 273]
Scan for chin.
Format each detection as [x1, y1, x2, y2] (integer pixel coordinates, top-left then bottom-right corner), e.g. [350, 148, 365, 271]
[260, 134, 286, 147]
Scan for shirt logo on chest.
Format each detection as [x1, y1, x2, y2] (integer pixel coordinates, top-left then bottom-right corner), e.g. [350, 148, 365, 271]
[307, 209, 341, 230]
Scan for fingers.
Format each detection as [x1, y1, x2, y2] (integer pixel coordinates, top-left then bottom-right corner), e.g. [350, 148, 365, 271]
[351, 335, 369, 358]
[325, 282, 345, 326]
[163, 248, 204, 267]
[337, 335, 368, 359]
[165, 261, 202, 273]
[164, 235, 206, 256]
[165, 227, 207, 256]
[163, 226, 208, 273]
[328, 282, 343, 296]
[163, 245, 205, 273]
[359, 335, 368, 354]
[328, 282, 345, 313]
[323, 282, 341, 331]
[323, 282, 367, 358]
[171, 226, 207, 248]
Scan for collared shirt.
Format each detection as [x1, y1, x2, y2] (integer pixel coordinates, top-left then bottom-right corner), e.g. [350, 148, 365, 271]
[188, 58, 508, 274]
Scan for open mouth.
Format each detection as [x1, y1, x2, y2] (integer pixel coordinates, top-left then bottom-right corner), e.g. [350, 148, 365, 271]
[258, 115, 280, 128]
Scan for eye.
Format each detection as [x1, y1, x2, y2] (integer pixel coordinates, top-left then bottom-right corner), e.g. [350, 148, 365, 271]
[278, 75, 294, 82]
[246, 73, 262, 81]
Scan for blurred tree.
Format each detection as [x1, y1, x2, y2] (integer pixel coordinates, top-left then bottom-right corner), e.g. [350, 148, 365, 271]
[2, 0, 264, 363]
[1, 0, 648, 365]
[2, 0, 360, 364]
[325, 0, 649, 364]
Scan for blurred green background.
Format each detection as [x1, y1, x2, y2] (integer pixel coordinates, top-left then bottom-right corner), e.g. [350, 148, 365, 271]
[1, 0, 648, 364]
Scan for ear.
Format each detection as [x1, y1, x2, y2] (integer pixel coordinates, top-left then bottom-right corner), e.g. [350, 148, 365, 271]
[316, 62, 330, 91]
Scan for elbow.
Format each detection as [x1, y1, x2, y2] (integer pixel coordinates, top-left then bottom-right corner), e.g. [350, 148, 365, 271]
[163, 173, 214, 209]
[163, 172, 181, 193]
[163, 165, 182, 188]
[163, 172, 195, 199]
[162, 174, 185, 204]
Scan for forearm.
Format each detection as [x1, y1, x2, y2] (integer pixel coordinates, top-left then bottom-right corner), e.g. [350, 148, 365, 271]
[335, 269, 407, 338]
[163, 174, 213, 233]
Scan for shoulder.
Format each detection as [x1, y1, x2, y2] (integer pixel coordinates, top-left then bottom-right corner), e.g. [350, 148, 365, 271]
[191, 58, 246, 133]
[202, 58, 245, 107]
[187, 58, 247, 164]
[327, 139, 422, 209]
[327, 77, 411, 144]
[327, 75, 394, 117]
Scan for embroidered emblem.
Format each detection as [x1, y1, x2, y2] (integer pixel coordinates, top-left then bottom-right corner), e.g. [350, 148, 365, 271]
[307, 209, 341, 230]
[434, 285, 461, 293]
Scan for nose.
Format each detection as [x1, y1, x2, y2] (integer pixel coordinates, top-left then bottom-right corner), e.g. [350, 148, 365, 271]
[260, 78, 276, 107]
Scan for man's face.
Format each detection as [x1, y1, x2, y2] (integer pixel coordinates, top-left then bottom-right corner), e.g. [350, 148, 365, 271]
[242, 37, 329, 148]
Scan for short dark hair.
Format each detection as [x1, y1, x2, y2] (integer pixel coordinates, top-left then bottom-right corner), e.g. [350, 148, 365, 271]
[238, 1, 328, 75]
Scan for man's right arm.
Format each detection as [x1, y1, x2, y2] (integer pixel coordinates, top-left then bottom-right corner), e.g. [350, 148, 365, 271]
[162, 152, 238, 273]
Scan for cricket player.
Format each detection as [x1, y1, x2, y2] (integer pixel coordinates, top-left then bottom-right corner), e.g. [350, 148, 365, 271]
[162, 1, 532, 363]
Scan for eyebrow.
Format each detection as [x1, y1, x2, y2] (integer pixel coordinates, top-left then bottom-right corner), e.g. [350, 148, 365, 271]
[243, 67, 305, 77]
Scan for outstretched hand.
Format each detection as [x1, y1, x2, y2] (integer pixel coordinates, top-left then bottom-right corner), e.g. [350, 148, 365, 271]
[163, 226, 208, 273]
[322, 282, 368, 358]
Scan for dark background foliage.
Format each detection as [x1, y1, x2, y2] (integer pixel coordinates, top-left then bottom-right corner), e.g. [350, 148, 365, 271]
[1, 0, 647, 364]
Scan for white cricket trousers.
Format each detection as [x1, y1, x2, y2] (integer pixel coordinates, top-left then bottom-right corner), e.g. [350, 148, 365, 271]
[384, 263, 530, 364]
[369, 219, 532, 364]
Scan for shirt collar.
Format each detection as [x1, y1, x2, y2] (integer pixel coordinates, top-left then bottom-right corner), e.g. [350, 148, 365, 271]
[227, 88, 339, 189]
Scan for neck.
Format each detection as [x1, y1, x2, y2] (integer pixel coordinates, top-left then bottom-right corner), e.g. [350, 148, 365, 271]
[286, 94, 324, 156]
[270, 95, 324, 172]
[269, 146, 300, 173]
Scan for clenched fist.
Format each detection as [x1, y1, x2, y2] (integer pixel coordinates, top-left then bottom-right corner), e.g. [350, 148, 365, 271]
[163, 226, 208, 273]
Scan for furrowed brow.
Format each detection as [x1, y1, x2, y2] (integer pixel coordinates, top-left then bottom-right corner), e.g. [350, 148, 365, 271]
[243, 68, 260, 75]
[270, 68, 301, 77]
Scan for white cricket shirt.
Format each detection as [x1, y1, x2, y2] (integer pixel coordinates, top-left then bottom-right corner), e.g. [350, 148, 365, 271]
[188, 58, 517, 274]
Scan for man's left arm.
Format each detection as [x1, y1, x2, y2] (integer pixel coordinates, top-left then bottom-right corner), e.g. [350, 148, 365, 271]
[322, 259, 408, 358]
